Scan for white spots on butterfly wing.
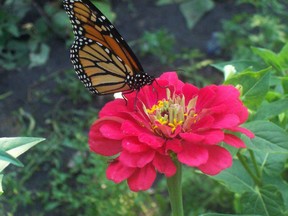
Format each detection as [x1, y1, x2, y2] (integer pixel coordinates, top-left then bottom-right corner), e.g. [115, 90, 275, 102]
[116, 56, 123, 62]
[96, 42, 103, 47]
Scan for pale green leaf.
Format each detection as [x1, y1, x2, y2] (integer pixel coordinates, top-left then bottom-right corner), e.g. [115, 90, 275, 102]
[0, 137, 45, 172]
[0, 150, 23, 167]
[0, 174, 3, 196]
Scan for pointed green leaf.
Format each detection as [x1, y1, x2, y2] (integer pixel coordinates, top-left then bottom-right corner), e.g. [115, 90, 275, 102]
[211, 160, 254, 194]
[0, 174, 3, 195]
[0, 150, 23, 167]
[240, 185, 285, 216]
[253, 99, 288, 120]
[243, 121, 288, 153]
[0, 137, 45, 151]
[278, 43, 288, 69]
[225, 68, 271, 109]
[0, 137, 45, 172]
[281, 76, 288, 94]
[251, 47, 282, 72]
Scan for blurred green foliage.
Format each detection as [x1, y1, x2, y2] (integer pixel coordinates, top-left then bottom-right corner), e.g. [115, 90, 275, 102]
[216, 0, 288, 60]
[139, 29, 176, 64]
[0, 0, 67, 70]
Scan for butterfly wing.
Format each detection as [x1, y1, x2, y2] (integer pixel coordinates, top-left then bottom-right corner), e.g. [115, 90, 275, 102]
[63, 0, 144, 95]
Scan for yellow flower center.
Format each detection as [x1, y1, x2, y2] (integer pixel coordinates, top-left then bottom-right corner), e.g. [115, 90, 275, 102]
[144, 89, 198, 136]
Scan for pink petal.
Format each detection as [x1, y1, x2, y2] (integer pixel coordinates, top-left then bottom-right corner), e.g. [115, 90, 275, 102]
[198, 146, 232, 175]
[99, 99, 128, 117]
[182, 83, 198, 103]
[177, 142, 208, 166]
[200, 130, 224, 145]
[106, 161, 135, 183]
[127, 164, 156, 191]
[153, 153, 176, 177]
[179, 132, 204, 143]
[224, 133, 246, 148]
[212, 114, 240, 128]
[196, 86, 216, 110]
[159, 72, 184, 93]
[193, 115, 215, 130]
[122, 137, 150, 153]
[119, 150, 155, 168]
[138, 133, 165, 149]
[99, 122, 124, 139]
[121, 121, 142, 136]
[89, 132, 122, 156]
[166, 139, 183, 153]
[136, 85, 160, 108]
[230, 127, 255, 138]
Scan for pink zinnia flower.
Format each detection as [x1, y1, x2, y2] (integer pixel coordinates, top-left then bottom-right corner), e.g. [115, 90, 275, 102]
[89, 72, 254, 191]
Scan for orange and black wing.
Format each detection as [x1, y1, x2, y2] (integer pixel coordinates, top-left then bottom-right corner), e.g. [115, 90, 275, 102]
[63, 0, 153, 95]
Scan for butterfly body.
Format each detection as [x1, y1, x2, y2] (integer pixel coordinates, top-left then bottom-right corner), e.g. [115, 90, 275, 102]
[63, 0, 154, 95]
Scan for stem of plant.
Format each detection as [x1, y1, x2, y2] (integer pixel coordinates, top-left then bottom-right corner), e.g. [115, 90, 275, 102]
[249, 149, 261, 178]
[237, 152, 262, 186]
[167, 159, 184, 216]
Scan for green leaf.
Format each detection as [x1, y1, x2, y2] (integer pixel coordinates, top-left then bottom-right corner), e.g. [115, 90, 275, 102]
[262, 175, 288, 211]
[180, 0, 215, 29]
[0, 137, 45, 172]
[255, 153, 287, 176]
[240, 185, 285, 216]
[200, 214, 261, 216]
[225, 68, 271, 109]
[243, 121, 288, 153]
[278, 42, 288, 70]
[211, 160, 254, 194]
[0, 174, 2, 195]
[253, 99, 288, 120]
[281, 76, 288, 94]
[156, 0, 185, 6]
[251, 46, 282, 73]
[0, 150, 23, 167]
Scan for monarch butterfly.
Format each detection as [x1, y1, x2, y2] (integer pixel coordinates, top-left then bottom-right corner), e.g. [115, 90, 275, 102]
[63, 0, 155, 95]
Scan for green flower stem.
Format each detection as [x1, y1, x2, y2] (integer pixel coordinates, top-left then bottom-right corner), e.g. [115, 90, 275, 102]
[249, 149, 261, 178]
[166, 159, 184, 216]
[237, 152, 262, 186]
